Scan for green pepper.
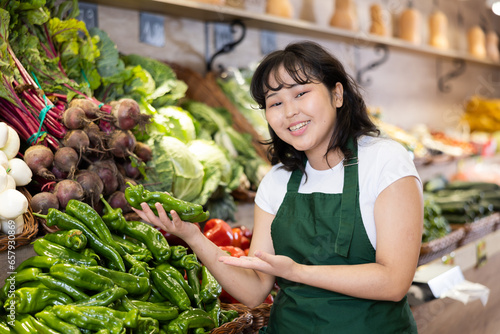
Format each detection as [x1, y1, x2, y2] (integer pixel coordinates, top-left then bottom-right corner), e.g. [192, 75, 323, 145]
[65, 199, 122, 251]
[205, 298, 221, 327]
[86, 266, 150, 295]
[19, 281, 47, 289]
[50, 263, 114, 292]
[81, 248, 100, 262]
[36, 274, 89, 301]
[200, 266, 221, 304]
[0, 268, 42, 303]
[35, 308, 82, 334]
[120, 296, 178, 321]
[101, 196, 171, 262]
[170, 245, 188, 261]
[12, 313, 60, 334]
[35, 209, 126, 272]
[124, 183, 210, 223]
[52, 305, 126, 334]
[72, 286, 128, 307]
[166, 309, 215, 334]
[171, 253, 200, 271]
[15, 255, 68, 272]
[155, 263, 195, 303]
[133, 316, 160, 334]
[43, 229, 88, 251]
[147, 284, 166, 303]
[112, 234, 153, 262]
[4, 287, 73, 314]
[151, 269, 191, 311]
[32, 238, 98, 267]
[220, 309, 239, 325]
[186, 265, 202, 308]
[0, 318, 11, 334]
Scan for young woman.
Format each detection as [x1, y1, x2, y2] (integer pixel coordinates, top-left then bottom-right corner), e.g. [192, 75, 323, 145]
[133, 41, 423, 333]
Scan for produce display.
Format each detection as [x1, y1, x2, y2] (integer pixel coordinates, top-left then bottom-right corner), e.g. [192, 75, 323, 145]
[1, 197, 240, 333]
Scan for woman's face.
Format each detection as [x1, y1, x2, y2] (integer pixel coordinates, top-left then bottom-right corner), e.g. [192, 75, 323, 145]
[264, 66, 343, 159]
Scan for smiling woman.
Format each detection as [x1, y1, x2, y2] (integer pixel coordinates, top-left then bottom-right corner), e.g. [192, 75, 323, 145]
[134, 41, 423, 334]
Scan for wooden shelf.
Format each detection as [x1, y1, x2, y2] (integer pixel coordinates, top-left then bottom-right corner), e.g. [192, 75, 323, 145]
[84, 0, 500, 67]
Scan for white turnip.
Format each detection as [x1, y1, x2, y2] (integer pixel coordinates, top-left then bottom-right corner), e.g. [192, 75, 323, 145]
[7, 158, 33, 186]
[110, 98, 151, 131]
[53, 146, 79, 179]
[75, 169, 104, 208]
[52, 179, 85, 209]
[31, 191, 59, 214]
[133, 142, 153, 163]
[0, 122, 8, 149]
[0, 125, 20, 159]
[62, 129, 90, 154]
[107, 130, 137, 159]
[62, 106, 91, 130]
[88, 160, 120, 196]
[0, 189, 28, 219]
[23, 145, 56, 180]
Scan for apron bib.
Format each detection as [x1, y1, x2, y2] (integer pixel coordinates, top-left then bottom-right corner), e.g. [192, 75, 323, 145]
[261, 140, 417, 334]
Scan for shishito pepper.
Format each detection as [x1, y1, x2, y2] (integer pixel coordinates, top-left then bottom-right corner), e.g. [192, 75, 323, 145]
[12, 313, 60, 334]
[200, 266, 222, 304]
[119, 296, 179, 321]
[171, 253, 200, 271]
[124, 183, 210, 223]
[154, 263, 195, 303]
[43, 229, 88, 251]
[0, 267, 42, 303]
[166, 309, 215, 334]
[35, 209, 126, 272]
[32, 238, 98, 267]
[205, 298, 221, 327]
[101, 196, 171, 262]
[5, 287, 73, 314]
[0, 318, 11, 334]
[134, 316, 160, 334]
[86, 265, 150, 295]
[35, 308, 82, 334]
[36, 274, 89, 301]
[71, 286, 128, 307]
[112, 233, 153, 262]
[151, 269, 191, 311]
[15, 255, 68, 272]
[49, 263, 114, 292]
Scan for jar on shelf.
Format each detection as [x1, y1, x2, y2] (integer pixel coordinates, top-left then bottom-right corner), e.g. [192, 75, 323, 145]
[266, 0, 294, 18]
[428, 10, 449, 50]
[329, 0, 358, 31]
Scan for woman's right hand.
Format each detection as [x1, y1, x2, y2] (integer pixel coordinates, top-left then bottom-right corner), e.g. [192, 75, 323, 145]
[132, 202, 200, 242]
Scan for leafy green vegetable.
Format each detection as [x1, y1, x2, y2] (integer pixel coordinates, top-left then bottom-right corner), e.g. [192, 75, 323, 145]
[147, 106, 197, 143]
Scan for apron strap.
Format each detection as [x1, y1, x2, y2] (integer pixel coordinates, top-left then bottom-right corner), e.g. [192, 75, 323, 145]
[287, 163, 305, 192]
[336, 137, 359, 257]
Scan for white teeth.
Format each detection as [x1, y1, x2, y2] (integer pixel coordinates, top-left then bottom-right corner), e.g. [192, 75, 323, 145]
[289, 121, 310, 131]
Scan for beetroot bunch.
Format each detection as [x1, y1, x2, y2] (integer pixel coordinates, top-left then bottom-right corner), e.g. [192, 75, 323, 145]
[27, 97, 153, 217]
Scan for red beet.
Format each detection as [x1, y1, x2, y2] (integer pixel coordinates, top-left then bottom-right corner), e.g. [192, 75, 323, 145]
[52, 179, 85, 209]
[23, 144, 55, 180]
[74, 169, 104, 208]
[62, 106, 91, 130]
[133, 142, 153, 163]
[107, 191, 132, 214]
[88, 160, 120, 196]
[107, 130, 136, 158]
[53, 146, 79, 179]
[110, 98, 151, 131]
[62, 130, 90, 153]
[31, 191, 59, 215]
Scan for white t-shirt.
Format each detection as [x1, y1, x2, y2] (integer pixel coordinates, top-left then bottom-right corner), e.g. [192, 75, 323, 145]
[255, 136, 422, 250]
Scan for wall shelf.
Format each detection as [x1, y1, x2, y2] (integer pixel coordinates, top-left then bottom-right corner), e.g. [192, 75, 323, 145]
[84, 0, 500, 67]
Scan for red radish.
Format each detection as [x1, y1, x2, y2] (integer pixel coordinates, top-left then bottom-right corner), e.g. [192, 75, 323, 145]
[62, 129, 90, 153]
[23, 144, 56, 180]
[107, 130, 137, 158]
[52, 179, 85, 209]
[68, 99, 113, 121]
[88, 160, 120, 196]
[31, 191, 59, 214]
[110, 98, 151, 131]
[62, 106, 91, 130]
[53, 146, 79, 179]
[107, 190, 132, 214]
[74, 169, 104, 208]
[133, 142, 153, 162]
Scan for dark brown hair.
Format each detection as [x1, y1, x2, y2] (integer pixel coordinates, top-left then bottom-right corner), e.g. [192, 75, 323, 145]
[250, 41, 379, 172]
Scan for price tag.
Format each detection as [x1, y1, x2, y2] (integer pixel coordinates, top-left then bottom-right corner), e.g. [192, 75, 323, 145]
[139, 12, 165, 47]
[476, 239, 487, 268]
[77, 2, 98, 29]
[260, 30, 277, 55]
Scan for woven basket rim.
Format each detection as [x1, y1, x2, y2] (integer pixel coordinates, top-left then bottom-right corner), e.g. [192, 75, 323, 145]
[0, 187, 38, 252]
[420, 227, 466, 255]
[210, 303, 254, 334]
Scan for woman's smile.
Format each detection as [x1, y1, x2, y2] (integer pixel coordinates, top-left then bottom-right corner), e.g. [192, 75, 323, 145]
[288, 120, 311, 133]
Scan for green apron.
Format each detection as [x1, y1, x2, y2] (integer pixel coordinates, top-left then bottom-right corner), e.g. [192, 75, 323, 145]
[261, 140, 417, 334]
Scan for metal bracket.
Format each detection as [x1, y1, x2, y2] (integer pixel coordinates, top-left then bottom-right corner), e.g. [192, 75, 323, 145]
[206, 19, 247, 73]
[437, 58, 466, 93]
[355, 44, 390, 87]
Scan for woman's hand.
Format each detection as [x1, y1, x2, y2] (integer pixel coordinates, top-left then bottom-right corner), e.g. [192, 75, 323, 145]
[132, 202, 199, 242]
[219, 250, 299, 281]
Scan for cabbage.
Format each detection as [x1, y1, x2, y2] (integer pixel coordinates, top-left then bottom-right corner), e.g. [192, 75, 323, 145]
[147, 135, 204, 202]
[148, 106, 197, 143]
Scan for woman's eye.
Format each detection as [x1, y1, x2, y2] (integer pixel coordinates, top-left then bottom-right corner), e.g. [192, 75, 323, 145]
[268, 101, 281, 108]
[296, 91, 308, 98]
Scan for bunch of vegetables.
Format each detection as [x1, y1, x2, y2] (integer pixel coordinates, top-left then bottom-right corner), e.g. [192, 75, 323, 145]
[0, 122, 32, 235]
[0, 193, 239, 333]
[202, 219, 252, 257]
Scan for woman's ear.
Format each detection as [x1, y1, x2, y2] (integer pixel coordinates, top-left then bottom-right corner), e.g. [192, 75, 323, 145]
[333, 82, 344, 108]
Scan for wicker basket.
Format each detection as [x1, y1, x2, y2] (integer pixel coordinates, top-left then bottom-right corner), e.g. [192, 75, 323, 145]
[418, 227, 466, 266]
[453, 212, 500, 247]
[248, 303, 271, 333]
[211, 303, 254, 334]
[0, 187, 38, 252]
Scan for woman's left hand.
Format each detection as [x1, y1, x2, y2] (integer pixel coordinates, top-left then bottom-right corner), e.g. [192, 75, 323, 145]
[219, 250, 298, 280]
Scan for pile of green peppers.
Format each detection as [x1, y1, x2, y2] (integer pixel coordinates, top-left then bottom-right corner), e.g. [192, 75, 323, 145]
[0, 196, 238, 334]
